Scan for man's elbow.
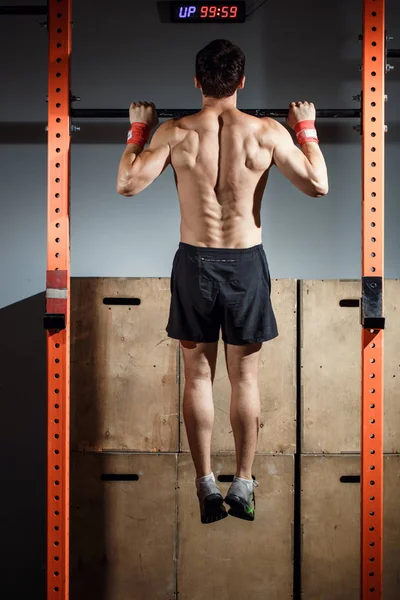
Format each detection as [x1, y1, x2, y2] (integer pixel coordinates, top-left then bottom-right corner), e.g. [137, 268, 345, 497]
[312, 185, 329, 198]
[308, 179, 329, 198]
[116, 182, 137, 197]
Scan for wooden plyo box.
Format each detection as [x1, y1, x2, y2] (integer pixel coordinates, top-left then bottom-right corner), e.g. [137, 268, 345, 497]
[301, 454, 400, 600]
[70, 452, 177, 600]
[177, 453, 294, 600]
[70, 453, 294, 600]
[71, 278, 179, 452]
[71, 278, 296, 455]
[301, 280, 400, 453]
[180, 279, 297, 454]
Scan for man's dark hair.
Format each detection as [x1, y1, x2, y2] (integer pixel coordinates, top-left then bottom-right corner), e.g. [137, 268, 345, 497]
[195, 39, 246, 99]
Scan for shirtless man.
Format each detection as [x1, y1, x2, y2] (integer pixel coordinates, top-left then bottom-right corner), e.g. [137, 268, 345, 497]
[117, 39, 328, 524]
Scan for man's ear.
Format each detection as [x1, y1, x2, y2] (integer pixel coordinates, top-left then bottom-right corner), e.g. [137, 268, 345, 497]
[238, 75, 246, 90]
[194, 76, 202, 89]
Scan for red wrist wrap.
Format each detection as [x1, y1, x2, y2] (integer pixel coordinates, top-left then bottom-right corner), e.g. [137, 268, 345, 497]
[127, 122, 150, 148]
[294, 120, 319, 146]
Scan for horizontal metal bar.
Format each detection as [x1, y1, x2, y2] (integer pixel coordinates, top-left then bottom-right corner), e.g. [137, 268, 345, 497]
[71, 108, 361, 120]
[0, 5, 47, 14]
[387, 48, 400, 58]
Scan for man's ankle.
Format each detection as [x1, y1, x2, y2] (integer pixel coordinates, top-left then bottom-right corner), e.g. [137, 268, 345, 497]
[235, 473, 253, 481]
[196, 471, 214, 481]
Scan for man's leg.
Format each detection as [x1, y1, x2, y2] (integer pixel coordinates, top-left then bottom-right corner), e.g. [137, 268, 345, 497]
[181, 340, 227, 523]
[181, 340, 218, 478]
[224, 342, 263, 479]
[223, 342, 262, 521]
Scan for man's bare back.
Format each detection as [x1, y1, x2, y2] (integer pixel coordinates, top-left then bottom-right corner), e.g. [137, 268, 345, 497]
[168, 107, 272, 248]
[117, 102, 328, 249]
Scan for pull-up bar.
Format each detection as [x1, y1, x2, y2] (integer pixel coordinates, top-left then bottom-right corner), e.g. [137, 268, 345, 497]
[71, 108, 362, 119]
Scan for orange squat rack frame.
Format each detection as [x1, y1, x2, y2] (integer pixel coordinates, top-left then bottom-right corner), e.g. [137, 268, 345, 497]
[42, 0, 386, 598]
[45, 1, 72, 599]
[360, 1, 385, 598]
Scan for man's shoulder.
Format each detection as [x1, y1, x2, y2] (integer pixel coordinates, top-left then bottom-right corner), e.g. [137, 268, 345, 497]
[258, 117, 292, 144]
[260, 116, 284, 131]
[152, 118, 185, 144]
[152, 117, 192, 150]
[161, 116, 193, 134]
[234, 112, 284, 135]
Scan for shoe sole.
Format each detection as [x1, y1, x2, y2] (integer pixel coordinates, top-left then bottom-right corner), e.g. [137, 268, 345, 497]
[201, 493, 228, 524]
[225, 494, 255, 521]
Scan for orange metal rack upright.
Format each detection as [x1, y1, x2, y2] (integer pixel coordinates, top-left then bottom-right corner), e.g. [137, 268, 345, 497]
[44, 1, 72, 599]
[42, 1, 386, 599]
[360, 1, 385, 599]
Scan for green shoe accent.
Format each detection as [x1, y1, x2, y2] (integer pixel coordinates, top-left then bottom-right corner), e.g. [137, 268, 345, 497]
[224, 477, 259, 522]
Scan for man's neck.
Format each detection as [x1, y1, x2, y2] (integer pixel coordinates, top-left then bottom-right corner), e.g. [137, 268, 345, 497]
[201, 93, 237, 112]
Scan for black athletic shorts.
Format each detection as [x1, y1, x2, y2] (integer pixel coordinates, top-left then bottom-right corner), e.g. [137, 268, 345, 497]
[166, 242, 279, 345]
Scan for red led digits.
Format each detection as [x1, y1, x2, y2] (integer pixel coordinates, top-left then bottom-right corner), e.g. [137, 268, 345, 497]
[173, 2, 244, 23]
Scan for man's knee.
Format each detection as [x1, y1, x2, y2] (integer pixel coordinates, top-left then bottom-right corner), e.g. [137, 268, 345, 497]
[225, 343, 262, 385]
[228, 366, 259, 386]
[184, 363, 213, 382]
[181, 340, 217, 383]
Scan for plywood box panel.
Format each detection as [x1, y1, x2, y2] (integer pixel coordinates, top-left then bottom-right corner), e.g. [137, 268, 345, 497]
[70, 452, 177, 600]
[71, 278, 179, 452]
[302, 454, 400, 600]
[180, 280, 297, 454]
[178, 453, 294, 600]
[301, 280, 400, 453]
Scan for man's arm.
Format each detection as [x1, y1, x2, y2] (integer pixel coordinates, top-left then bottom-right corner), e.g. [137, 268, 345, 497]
[270, 102, 329, 198]
[116, 102, 172, 197]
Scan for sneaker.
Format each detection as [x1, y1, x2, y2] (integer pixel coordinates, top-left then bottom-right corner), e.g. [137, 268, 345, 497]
[224, 476, 259, 521]
[196, 473, 228, 525]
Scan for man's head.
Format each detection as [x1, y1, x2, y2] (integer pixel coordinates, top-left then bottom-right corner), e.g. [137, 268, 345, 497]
[195, 39, 246, 99]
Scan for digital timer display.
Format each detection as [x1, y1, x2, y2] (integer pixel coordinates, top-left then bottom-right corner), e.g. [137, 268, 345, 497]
[171, 2, 246, 23]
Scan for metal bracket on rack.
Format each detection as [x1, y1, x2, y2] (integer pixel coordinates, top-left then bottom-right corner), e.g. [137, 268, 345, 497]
[360, 277, 385, 330]
[43, 313, 66, 330]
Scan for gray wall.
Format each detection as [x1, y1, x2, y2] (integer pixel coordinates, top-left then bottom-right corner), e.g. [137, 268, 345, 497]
[1, 0, 399, 310]
[0, 1, 399, 597]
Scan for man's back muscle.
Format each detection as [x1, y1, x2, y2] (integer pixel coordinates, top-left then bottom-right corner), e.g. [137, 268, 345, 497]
[169, 108, 274, 248]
